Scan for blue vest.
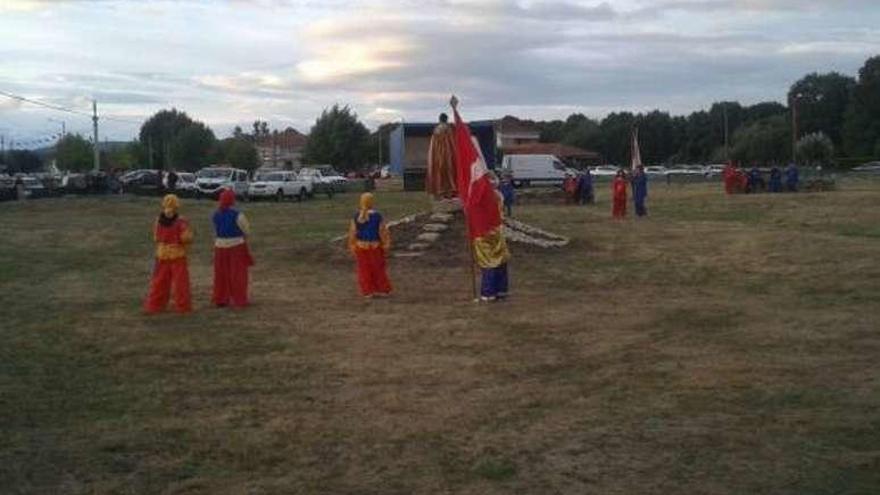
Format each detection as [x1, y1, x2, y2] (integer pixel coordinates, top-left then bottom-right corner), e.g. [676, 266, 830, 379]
[354, 211, 383, 242]
[213, 209, 244, 238]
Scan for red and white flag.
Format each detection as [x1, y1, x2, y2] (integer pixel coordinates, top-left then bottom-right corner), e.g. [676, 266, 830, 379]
[631, 125, 642, 170]
[453, 106, 502, 240]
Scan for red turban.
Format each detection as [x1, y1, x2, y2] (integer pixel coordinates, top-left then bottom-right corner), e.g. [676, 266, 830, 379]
[218, 188, 236, 209]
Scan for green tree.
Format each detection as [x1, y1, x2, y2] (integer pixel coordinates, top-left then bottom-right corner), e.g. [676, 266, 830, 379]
[139, 109, 216, 170]
[598, 112, 636, 165]
[796, 132, 834, 166]
[730, 115, 790, 165]
[171, 122, 216, 171]
[843, 56, 880, 157]
[303, 104, 370, 172]
[55, 134, 94, 171]
[789, 72, 855, 148]
[216, 138, 259, 171]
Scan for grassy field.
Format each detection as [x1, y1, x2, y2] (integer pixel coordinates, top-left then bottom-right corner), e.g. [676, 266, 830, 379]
[2, 178, 879, 494]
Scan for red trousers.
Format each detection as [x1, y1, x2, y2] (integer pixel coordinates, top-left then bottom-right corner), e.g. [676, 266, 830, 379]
[212, 244, 253, 308]
[144, 258, 192, 314]
[355, 248, 392, 296]
[612, 196, 627, 219]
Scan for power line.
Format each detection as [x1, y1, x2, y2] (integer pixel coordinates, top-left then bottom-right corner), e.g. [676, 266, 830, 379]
[0, 89, 143, 125]
[0, 89, 92, 117]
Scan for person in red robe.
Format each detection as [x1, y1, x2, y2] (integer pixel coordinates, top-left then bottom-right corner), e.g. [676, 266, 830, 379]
[212, 189, 254, 308]
[612, 169, 628, 219]
[144, 194, 193, 314]
[347, 192, 392, 298]
[563, 173, 577, 204]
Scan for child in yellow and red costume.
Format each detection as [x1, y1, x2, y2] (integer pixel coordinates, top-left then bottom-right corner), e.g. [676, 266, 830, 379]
[212, 189, 254, 308]
[144, 194, 193, 314]
[347, 193, 392, 297]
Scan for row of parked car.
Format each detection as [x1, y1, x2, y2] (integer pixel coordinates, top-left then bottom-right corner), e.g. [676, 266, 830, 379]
[120, 165, 350, 200]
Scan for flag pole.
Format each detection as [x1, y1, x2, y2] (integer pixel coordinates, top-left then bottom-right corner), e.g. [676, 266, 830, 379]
[450, 94, 479, 301]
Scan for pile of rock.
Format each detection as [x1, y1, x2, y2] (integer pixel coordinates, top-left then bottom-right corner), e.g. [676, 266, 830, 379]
[396, 212, 455, 258]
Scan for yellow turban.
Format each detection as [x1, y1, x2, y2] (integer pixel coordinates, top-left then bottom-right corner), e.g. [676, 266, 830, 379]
[357, 192, 374, 223]
[161, 194, 180, 217]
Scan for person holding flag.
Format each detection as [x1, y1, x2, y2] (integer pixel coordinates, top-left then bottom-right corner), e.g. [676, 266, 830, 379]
[451, 96, 510, 302]
[612, 169, 628, 219]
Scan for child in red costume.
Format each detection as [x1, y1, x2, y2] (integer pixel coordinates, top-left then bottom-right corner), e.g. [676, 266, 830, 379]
[611, 169, 628, 219]
[144, 194, 193, 314]
[212, 189, 254, 308]
[347, 193, 392, 298]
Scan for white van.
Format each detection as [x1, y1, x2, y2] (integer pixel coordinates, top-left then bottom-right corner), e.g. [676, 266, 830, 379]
[501, 154, 568, 187]
[195, 166, 249, 199]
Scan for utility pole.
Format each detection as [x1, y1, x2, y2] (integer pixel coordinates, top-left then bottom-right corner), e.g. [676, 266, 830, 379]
[148, 137, 154, 168]
[378, 127, 383, 166]
[92, 99, 100, 172]
[790, 94, 801, 163]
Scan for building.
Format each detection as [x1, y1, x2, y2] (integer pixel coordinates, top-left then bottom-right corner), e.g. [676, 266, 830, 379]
[256, 128, 308, 169]
[495, 116, 540, 148]
[389, 121, 497, 192]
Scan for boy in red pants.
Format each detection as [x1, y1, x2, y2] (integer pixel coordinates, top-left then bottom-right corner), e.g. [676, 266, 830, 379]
[347, 192, 392, 298]
[144, 194, 193, 314]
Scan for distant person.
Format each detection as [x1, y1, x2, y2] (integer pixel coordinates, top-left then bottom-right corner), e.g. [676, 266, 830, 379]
[631, 165, 648, 217]
[563, 173, 577, 204]
[747, 166, 762, 193]
[212, 189, 254, 308]
[577, 169, 594, 205]
[499, 173, 516, 217]
[722, 162, 737, 194]
[612, 169, 628, 219]
[426, 112, 457, 199]
[144, 194, 193, 314]
[166, 169, 179, 191]
[347, 192, 392, 298]
[768, 166, 783, 193]
[785, 163, 799, 192]
[13, 176, 24, 200]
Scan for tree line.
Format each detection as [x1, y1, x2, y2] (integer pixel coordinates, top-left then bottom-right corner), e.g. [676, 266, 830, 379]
[529, 55, 880, 166]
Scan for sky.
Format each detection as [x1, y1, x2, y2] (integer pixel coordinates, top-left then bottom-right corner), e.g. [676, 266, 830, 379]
[1, 0, 878, 145]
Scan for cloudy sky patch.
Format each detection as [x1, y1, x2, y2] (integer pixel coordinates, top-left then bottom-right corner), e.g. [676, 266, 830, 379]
[0, 0, 877, 143]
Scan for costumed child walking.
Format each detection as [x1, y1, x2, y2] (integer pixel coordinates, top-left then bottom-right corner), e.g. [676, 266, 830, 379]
[348, 192, 393, 298]
[144, 194, 193, 314]
[612, 169, 628, 219]
[212, 189, 254, 308]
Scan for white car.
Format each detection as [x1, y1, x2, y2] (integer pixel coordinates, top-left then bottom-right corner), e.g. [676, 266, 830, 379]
[299, 167, 343, 197]
[176, 172, 197, 192]
[195, 166, 249, 198]
[644, 166, 668, 176]
[852, 161, 880, 173]
[591, 165, 619, 177]
[704, 164, 726, 177]
[248, 170, 313, 201]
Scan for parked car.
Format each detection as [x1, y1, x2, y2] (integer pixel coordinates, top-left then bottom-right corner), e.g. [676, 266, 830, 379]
[644, 166, 668, 177]
[591, 165, 619, 177]
[852, 161, 880, 173]
[21, 176, 46, 198]
[175, 172, 198, 193]
[704, 164, 726, 177]
[299, 167, 341, 197]
[195, 166, 249, 199]
[248, 169, 313, 201]
[501, 154, 569, 187]
[120, 169, 161, 194]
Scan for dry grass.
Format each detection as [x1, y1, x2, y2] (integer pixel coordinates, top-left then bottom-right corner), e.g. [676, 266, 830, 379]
[2, 178, 879, 494]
